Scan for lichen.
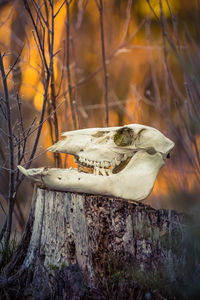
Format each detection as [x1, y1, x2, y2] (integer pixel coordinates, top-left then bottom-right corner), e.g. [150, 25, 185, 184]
[49, 262, 67, 272]
[49, 264, 59, 272]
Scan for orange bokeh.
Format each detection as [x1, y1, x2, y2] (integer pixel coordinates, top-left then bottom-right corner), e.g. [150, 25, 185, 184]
[0, 0, 199, 201]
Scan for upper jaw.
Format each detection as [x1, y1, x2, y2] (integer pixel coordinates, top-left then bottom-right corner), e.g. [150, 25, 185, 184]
[48, 124, 175, 155]
[48, 126, 174, 178]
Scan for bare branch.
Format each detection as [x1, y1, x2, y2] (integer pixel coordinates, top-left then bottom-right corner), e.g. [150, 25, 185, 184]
[96, 0, 109, 126]
[32, 0, 52, 33]
[146, 0, 161, 24]
[0, 201, 6, 216]
[45, 0, 61, 167]
[24, 0, 49, 71]
[70, 35, 80, 129]
[165, 0, 181, 51]
[25, 74, 50, 169]
[5, 47, 23, 79]
[0, 52, 15, 260]
[0, 219, 7, 243]
[0, 99, 7, 120]
[145, 20, 161, 107]
[0, 128, 9, 137]
[32, 30, 46, 74]
[76, 0, 89, 29]
[66, 0, 77, 129]
[54, 0, 65, 19]
[121, 0, 132, 43]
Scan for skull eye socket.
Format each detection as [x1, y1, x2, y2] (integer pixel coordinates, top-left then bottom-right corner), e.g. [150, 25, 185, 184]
[114, 127, 134, 147]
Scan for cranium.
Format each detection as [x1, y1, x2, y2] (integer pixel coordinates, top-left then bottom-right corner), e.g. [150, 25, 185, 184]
[18, 124, 174, 201]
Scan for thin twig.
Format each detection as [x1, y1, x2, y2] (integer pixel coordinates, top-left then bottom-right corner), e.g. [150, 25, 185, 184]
[0, 219, 7, 243]
[76, 0, 89, 29]
[165, 0, 181, 51]
[71, 34, 80, 129]
[5, 48, 23, 79]
[24, 0, 52, 169]
[45, 0, 61, 167]
[24, 0, 49, 71]
[66, 0, 77, 129]
[0, 201, 6, 216]
[16, 94, 27, 165]
[55, 40, 66, 98]
[0, 52, 15, 259]
[54, 0, 65, 18]
[145, 19, 161, 108]
[0, 99, 7, 120]
[25, 74, 50, 170]
[121, 0, 132, 44]
[96, 0, 109, 126]
[32, 0, 52, 33]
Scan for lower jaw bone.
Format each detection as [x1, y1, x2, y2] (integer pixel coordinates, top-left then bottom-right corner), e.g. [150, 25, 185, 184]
[18, 150, 164, 202]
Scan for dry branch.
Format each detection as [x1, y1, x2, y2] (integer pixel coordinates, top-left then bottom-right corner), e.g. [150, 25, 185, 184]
[66, 0, 77, 130]
[0, 52, 15, 261]
[96, 0, 109, 126]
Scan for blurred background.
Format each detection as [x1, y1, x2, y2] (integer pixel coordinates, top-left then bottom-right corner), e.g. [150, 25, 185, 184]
[0, 0, 199, 236]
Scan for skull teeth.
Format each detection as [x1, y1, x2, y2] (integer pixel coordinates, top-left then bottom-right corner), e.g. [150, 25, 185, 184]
[93, 167, 111, 176]
[122, 154, 127, 161]
[77, 153, 133, 176]
[104, 161, 110, 168]
[100, 168, 107, 176]
[94, 161, 100, 168]
[115, 158, 121, 166]
[79, 156, 112, 169]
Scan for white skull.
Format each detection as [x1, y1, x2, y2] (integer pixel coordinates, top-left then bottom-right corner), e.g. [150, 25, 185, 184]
[18, 124, 174, 201]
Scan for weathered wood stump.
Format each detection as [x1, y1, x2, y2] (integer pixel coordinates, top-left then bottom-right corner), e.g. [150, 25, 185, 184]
[1, 186, 200, 299]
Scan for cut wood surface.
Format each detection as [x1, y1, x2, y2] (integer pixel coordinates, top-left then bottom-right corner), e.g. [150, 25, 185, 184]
[1, 186, 199, 299]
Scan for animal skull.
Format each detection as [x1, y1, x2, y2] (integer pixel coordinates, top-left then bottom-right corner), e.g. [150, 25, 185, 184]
[18, 124, 174, 201]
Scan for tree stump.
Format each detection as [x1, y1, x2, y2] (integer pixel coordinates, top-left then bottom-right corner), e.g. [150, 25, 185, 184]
[1, 186, 200, 299]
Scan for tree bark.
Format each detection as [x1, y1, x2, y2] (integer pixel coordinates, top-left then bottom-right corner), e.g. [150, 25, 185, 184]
[1, 186, 199, 299]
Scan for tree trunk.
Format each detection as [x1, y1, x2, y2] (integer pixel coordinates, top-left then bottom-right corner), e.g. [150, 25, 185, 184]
[1, 186, 200, 299]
